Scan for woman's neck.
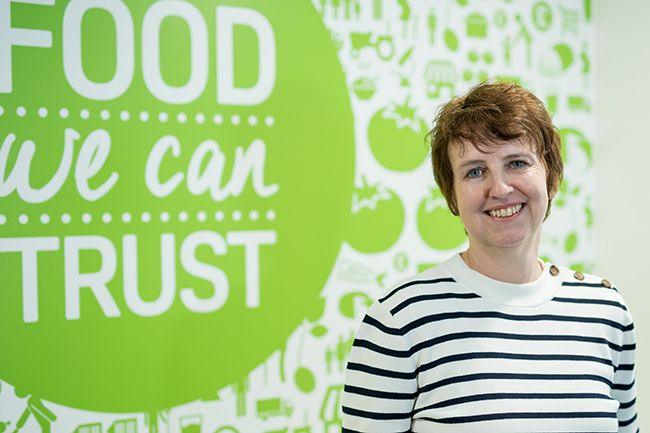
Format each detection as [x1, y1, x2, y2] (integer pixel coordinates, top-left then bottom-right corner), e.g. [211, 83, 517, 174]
[461, 243, 543, 284]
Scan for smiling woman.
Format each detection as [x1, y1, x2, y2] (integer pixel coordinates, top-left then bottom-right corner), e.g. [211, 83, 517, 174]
[341, 82, 640, 433]
[449, 139, 550, 283]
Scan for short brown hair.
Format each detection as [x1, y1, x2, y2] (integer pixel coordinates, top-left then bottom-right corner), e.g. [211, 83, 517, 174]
[427, 81, 563, 219]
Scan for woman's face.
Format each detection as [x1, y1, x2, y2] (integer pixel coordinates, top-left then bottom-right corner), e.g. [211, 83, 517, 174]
[449, 138, 549, 252]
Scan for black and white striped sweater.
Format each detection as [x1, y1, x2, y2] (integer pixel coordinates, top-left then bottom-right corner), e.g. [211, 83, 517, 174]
[342, 253, 639, 433]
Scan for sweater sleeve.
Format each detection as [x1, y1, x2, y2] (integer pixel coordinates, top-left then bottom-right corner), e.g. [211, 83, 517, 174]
[341, 300, 417, 433]
[614, 305, 640, 433]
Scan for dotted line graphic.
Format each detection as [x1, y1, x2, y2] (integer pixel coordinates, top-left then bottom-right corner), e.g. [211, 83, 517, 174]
[0, 105, 276, 127]
[0, 210, 276, 226]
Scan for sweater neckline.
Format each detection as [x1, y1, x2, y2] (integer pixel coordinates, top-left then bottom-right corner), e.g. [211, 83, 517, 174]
[440, 253, 563, 307]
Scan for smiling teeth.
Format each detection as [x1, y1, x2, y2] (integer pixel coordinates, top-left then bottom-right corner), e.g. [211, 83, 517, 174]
[489, 204, 523, 218]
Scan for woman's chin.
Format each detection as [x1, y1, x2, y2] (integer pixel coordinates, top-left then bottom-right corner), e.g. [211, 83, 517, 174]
[473, 232, 529, 250]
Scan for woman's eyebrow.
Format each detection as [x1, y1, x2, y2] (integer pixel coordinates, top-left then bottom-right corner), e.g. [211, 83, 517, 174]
[458, 152, 533, 169]
[504, 152, 533, 159]
[458, 158, 485, 169]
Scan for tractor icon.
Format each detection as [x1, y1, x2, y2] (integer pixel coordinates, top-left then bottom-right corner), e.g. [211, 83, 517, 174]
[349, 32, 395, 61]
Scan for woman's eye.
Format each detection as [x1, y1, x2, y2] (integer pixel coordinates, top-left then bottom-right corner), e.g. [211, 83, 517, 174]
[510, 160, 528, 169]
[466, 168, 483, 178]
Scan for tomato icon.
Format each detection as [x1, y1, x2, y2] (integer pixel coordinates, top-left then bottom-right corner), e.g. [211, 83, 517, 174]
[346, 177, 405, 253]
[417, 188, 466, 250]
[368, 97, 429, 172]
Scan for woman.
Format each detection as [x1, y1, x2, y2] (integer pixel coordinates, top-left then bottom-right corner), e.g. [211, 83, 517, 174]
[341, 82, 639, 432]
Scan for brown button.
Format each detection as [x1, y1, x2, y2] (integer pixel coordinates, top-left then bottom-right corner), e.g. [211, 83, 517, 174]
[574, 271, 584, 281]
[549, 265, 559, 276]
[602, 279, 612, 288]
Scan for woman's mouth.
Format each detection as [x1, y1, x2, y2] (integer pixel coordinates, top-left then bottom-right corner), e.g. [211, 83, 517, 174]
[485, 203, 525, 219]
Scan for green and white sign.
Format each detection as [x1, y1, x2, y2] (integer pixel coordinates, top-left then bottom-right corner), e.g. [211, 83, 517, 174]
[0, 0, 595, 432]
[0, 0, 354, 412]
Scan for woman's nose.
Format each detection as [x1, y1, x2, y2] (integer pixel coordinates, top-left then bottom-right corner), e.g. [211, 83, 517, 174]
[487, 172, 514, 198]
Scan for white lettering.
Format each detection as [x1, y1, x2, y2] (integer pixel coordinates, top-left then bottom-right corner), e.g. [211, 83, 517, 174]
[186, 139, 226, 199]
[226, 230, 275, 308]
[75, 129, 119, 201]
[180, 231, 229, 313]
[122, 234, 175, 317]
[64, 236, 120, 320]
[0, 129, 76, 204]
[0, 0, 54, 93]
[227, 138, 278, 198]
[3, 230, 273, 321]
[216, 6, 276, 105]
[63, 0, 134, 100]
[0, 237, 59, 323]
[145, 135, 184, 197]
[145, 136, 278, 201]
[142, 0, 208, 104]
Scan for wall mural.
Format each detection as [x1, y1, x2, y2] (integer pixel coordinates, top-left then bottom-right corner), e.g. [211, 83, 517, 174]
[0, 0, 594, 432]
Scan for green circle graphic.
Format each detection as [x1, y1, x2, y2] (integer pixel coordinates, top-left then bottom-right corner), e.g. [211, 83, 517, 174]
[368, 100, 428, 172]
[346, 180, 405, 253]
[417, 189, 466, 250]
[0, 0, 354, 412]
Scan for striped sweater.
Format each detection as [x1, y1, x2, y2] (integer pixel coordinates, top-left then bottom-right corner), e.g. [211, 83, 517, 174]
[341, 253, 639, 432]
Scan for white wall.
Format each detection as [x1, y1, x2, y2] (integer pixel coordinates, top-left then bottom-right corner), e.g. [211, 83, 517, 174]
[595, 0, 650, 420]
